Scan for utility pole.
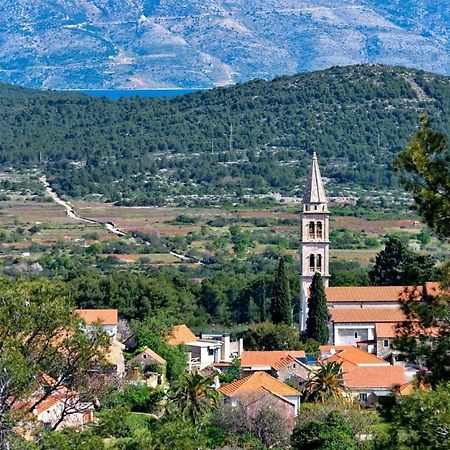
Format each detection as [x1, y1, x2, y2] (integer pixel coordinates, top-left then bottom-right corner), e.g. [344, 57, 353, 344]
[229, 124, 233, 152]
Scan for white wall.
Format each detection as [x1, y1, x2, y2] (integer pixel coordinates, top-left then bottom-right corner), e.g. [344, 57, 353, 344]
[334, 324, 374, 346]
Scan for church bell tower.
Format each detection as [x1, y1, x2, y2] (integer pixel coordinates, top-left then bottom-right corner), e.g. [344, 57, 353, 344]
[300, 152, 330, 332]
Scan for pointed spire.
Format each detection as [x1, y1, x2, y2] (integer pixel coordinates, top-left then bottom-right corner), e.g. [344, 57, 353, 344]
[303, 152, 328, 206]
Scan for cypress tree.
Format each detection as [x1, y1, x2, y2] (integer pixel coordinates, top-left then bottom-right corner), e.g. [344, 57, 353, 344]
[306, 272, 329, 344]
[271, 257, 292, 325]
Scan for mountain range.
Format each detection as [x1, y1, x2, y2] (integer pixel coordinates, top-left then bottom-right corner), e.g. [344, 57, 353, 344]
[0, 0, 449, 89]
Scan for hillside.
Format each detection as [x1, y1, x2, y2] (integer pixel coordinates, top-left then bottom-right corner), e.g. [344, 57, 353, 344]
[0, 0, 448, 89]
[0, 65, 449, 205]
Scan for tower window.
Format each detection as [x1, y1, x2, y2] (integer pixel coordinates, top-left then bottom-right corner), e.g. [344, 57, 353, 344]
[316, 254, 322, 272]
[309, 255, 315, 272]
[316, 221, 323, 239]
[308, 221, 315, 239]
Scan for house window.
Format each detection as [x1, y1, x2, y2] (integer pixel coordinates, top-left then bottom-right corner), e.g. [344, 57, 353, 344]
[354, 332, 358, 339]
[383, 339, 389, 348]
[358, 393, 368, 403]
[143, 354, 147, 359]
[208, 348, 214, 356]
[293, 363, 296, 368]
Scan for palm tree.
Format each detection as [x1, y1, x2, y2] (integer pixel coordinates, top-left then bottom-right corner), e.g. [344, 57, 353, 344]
[170, 372, 219, 424]
[303, 361, 346, 402]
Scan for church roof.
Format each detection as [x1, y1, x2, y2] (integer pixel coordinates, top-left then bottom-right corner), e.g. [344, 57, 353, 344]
[303, 152, 327, 205]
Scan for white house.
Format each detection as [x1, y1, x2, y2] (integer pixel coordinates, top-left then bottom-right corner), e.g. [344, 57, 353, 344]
[166, 325, 244, 370]
[75, 309, 119, 339]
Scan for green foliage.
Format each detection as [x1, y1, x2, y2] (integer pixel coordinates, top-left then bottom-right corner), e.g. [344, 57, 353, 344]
[239, 322, 303, 351]
[271, 257, 292, 325]
[1, 66, 449, 204]
[169, 373, 219, 425]
[330, 260, 370, 287]
[38, 428, 106, 450]
[219, 359, 241, 384]
[416, 228, 432, 245]
[133, 317, 188, 383]
[306, 273, 329, 344]
[395, 115, 450, 238]
[330, 228, 380, 249]
[304, 362, 346, 402]
[0, 277, 109, 446]
[369, 235, 436, 285]
[291, 411, 357, 450]
[112, 385, 164, 413]
[70, 271, 198, 322]
[379, 384, 450, 450]
[394, 286, 450, 386]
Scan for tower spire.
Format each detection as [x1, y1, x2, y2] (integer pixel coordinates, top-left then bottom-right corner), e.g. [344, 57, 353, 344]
[303, 152, 327, 208]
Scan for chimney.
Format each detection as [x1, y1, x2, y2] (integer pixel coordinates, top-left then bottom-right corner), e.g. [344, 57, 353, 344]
[221, 334, 231, 362]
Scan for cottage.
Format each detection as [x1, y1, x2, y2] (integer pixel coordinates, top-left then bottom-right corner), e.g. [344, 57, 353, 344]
[219, 372, 301, 416]
[127, 347, 166, 387]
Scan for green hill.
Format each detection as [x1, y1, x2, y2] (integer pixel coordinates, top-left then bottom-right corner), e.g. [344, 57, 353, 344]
[0, 65, 449, 205]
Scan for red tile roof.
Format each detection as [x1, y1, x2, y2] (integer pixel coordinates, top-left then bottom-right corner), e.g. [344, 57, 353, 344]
[166, 324, 198, 346]
[75, 309, 118, 325]
[241, 351, 306, 370]
[342, 362, 406, 389]
[325, 286, 422, 303]
[320, 345, 388, 366]
[219, 372, 300, 398]
[329, 308, 408, 323]
[375, 323, 399, 338]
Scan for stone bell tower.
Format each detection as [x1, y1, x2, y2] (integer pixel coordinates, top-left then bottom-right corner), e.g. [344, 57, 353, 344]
[299, 152, 330, 332]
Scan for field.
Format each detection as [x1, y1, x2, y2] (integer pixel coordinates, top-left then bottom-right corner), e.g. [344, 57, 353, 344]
[0, 172, 448, 273]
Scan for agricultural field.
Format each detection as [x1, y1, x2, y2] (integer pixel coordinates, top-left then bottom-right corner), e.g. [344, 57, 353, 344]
[0, 171, 448, 277]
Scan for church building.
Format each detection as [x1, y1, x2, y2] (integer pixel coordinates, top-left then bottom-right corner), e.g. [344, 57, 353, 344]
[299, 153, 428, 359]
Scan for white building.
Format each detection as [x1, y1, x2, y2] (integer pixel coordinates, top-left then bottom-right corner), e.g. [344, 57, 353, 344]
[75, 309, 118, 339]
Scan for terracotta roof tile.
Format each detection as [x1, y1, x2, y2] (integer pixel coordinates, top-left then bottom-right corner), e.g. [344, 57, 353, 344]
[219, 372, 300, 398]
[320, 346, 388, 366]
[325, 286, 422, 303]
[329, 308, 408, 323]
[241, 351, 305, 370]
[166, 324, 198, 346]
[75, 309, 118, 325]
[375, 323, 399, 338]
[341, 362, 406, 389]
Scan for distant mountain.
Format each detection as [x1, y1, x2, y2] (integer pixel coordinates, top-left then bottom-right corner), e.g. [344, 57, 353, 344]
[0, 65, 449, 205]
[0, 1, 449, 89]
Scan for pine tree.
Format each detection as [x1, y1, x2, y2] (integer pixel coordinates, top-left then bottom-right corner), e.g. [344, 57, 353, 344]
[271, 257, 292, 325]
[306, 272, 329, 344]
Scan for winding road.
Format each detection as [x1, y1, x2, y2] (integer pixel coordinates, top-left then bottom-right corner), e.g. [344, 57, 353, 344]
[40, 176, 127, 237]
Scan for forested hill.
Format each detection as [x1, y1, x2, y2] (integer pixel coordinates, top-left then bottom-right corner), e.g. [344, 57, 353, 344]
[0, 65, 449, 205]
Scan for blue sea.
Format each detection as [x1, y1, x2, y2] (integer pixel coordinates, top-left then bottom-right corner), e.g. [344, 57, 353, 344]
[76, 89, 203, 100]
